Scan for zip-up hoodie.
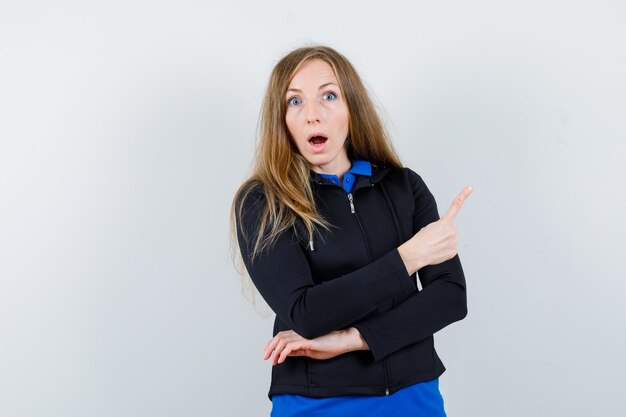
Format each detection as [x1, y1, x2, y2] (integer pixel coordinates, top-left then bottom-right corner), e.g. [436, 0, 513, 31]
[235, 164, 467, 398]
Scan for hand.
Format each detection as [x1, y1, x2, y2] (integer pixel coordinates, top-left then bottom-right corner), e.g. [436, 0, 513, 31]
[399, 186, 473, 275]
[263, 327, 369, 365]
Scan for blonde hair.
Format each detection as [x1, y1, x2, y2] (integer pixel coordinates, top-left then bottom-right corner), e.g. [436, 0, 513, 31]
[230, 45, 403, 303]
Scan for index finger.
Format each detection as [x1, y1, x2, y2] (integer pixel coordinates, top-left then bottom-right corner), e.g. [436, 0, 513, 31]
[442, 186, 473, 222]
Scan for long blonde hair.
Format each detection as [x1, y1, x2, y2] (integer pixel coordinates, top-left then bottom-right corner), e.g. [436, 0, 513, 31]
[230, 45, 403, 303]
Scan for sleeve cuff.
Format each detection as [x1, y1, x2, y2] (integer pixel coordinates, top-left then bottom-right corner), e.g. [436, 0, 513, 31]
[385, 248, 415, 295]
[353, 321, 384, 362]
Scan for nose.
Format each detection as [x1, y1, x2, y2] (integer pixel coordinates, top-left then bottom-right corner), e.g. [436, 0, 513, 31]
[305, 101, 321, 124]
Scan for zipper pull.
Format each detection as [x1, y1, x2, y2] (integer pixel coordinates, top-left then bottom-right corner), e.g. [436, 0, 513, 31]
[309, 239, 315, 251]
[347, 193, 355, 213]
[385, 388, 390, 396]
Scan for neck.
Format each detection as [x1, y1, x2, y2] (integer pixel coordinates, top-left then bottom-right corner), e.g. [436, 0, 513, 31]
[310, 155, 352, 181]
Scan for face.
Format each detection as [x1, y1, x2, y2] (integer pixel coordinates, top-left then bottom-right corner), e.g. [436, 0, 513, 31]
[285, 59, 351, 175]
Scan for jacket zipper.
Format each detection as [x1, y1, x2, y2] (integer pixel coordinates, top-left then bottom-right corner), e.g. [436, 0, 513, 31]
[346, 193, 373, 261]
[382, 358, 390, 396]
[347, 192, 355, 213]
[347, 191, 390, 396]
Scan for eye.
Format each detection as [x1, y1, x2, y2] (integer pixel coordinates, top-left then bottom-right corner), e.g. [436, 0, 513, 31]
[323, 92, 337, 101]
[287, 97, 301, 106]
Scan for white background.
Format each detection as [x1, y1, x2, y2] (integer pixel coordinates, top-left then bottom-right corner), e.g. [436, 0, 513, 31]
[1, 1, 625, 416]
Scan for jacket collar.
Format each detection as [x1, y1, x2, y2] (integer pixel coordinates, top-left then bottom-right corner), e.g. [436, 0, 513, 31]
[309, 162, 392, 190]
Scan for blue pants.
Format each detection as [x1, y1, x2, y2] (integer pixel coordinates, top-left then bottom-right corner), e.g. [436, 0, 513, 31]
[271, 378, 447, 417]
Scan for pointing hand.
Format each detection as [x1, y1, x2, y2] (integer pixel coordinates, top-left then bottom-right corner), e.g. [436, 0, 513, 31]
[398, 186, 473, 275]
[441, 186, 473, 223]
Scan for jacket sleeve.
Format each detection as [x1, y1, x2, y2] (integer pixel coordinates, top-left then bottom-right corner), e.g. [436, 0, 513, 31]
[235, 185, 415, 340]
[353, 169, 468, 361]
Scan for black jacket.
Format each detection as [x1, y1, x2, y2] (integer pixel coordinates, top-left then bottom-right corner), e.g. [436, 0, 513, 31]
[235, 165, 467, 398]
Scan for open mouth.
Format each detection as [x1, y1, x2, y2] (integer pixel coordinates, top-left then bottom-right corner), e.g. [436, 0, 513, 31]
[308, 135, 328, 145]
[306, 132, 328, 153]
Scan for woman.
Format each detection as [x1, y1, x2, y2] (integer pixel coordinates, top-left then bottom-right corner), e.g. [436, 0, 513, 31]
[231, 45, 472, 416]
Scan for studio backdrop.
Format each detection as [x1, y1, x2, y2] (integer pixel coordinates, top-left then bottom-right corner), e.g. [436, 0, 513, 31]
[1, 1, 624, 416]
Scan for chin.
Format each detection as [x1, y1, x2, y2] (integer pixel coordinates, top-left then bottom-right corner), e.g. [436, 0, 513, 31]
[303, 154, 334, 166]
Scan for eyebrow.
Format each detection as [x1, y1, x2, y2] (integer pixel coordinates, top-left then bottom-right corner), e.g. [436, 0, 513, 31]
[286, 82, 338, 94]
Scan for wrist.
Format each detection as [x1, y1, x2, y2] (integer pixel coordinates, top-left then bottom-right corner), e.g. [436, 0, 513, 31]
[345, 327, 369, 352]
[398, 242, 421, 275]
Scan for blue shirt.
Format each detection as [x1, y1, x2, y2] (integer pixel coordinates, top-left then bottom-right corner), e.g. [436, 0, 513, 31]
[317, 159, 372, 193]
[271, 159, 447, 417]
